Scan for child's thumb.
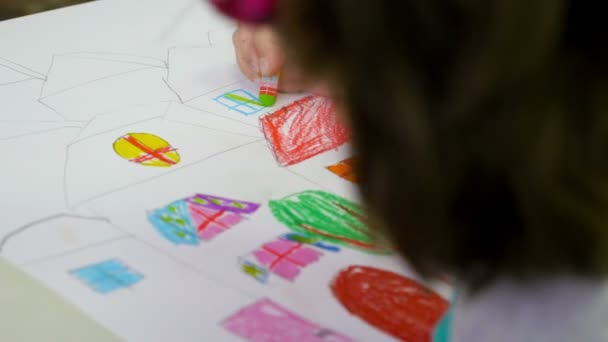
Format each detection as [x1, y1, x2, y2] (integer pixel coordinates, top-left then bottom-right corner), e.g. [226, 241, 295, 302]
[253, 25, 285, 77]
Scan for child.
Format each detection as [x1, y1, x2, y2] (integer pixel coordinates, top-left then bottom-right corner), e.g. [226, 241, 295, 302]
[212, 0, 608, 340]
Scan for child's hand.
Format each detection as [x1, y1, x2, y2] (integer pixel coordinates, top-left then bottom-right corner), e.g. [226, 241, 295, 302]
[233, 23, 308, 93]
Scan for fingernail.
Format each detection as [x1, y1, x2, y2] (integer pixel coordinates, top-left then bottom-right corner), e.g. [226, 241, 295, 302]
[259, 58, 271, 76]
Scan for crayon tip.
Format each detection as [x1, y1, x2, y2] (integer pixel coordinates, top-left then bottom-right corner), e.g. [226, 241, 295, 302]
[259, 93, 277, 107]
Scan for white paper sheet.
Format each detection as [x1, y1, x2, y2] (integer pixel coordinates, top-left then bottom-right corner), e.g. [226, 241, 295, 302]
[0, 1, 452, 341]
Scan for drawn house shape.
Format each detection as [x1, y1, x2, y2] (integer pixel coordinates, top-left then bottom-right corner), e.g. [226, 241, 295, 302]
[213, 89, 264, 116]
[147, 199, 199, 245]
[222, 298, 354, 342]
[239, 233, 338, 283]
[0, 59, 62, 122]
[39, 52, 176, 121]
[0, 59, 44, 85]
[269, 190, 392, 254]
[185, 194, 260, 241]
[260, 95, 350, 167]
[70, 259, 143, 294]
[326, 157, 358, 183]
[148, 193, 261, 245]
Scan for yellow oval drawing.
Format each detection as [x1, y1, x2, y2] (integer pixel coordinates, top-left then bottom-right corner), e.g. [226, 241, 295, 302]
[113, 132, 180, 167]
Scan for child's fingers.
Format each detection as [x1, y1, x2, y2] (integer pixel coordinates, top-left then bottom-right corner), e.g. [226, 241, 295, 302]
[233, 24, 260, 81]
[253, 25, 285, 77]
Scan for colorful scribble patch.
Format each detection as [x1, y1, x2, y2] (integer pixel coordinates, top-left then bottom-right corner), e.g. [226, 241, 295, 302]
[269, 190, 390, 254]
[239, 233, 337, 283]
[260, 95, 350, 167]
[147, 193, 261, 245]
[332, 266, 449, 342]
[214, 89, 264, 116]
[327, 157, 358, 183]
[70, 259, 143, 294]
[113, 132, 180, 167]
[223, 298, 354, 342]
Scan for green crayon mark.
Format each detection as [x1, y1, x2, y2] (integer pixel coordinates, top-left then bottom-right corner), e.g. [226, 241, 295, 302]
[193, 198, 208, 205]
[225, 93, 264, 106]
[259, 94, 277, 107]
[242, 263, 262, 276]
[232, 201, 246, 209]
[269, 190, 391, 254]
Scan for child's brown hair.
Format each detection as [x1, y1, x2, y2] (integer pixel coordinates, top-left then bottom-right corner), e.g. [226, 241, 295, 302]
[277, 0, 608, 288]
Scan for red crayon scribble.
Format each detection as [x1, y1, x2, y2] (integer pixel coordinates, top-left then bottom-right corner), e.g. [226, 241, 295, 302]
[331, 266, 449, 342]
[123, 134, 178, 166]
[260, 95, 350, 167]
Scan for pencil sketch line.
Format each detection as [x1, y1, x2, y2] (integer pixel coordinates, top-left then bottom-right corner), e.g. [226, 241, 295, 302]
[184, 80, 243, 103]
[18, 236, 133, 267]
[0, 62, 44, 81]
[40, 66, 158, 100]
[67, 115, 164, 147]
[0, 214, 112, 253]
[38, 55, 56, 100]
[54, 51, 166, 64]
[37, 98, 68, 121]
[284, 167, 333, 192]
[182, 103, 260, 128]
[0, 57, 47, 79]
[160, 101, 173, 120]
[0, 78, 38, 87]
[0, 119, 65, 124]
[162, 77, 184, 103]
[0, 126, 82, 141]
[133, 235, 259, 299]
[60, 55, 166, 69]
[166, 118, 262, 138]
[69, 139, 264, 209]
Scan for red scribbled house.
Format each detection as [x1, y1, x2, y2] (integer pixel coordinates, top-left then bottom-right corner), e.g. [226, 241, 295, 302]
[332, 266, 449, 342]
[260, 95, 350, 167]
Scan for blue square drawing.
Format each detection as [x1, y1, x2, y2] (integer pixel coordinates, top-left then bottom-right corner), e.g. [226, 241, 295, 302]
[214, 89, 264, 116]
[70, 259, 143, 294]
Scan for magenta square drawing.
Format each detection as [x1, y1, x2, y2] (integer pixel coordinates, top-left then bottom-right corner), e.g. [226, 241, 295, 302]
[222, 298, 354, 342]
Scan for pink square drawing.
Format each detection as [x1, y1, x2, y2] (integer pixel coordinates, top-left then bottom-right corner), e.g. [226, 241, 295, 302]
[252, 238, 322, 281]
[223, 298, 354, 342]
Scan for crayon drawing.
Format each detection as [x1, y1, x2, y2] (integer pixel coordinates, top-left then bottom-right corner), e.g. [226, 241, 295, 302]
[222, 298, 354, 342]
[147, 193, 261, 245]
[326, 157, 358, 183]
[239, 233, 331, 283]
[269, 190, 390, 254]
[332, 266, 449, 342]
[260, 95, 350, 167]
[70, 259, 143, 294]
[214, 89, 264, 116]
[113, 132, 181, 167]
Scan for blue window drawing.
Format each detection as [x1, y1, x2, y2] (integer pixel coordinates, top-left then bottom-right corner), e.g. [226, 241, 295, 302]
[147, 199, 199, 246]
[214, 89, 264, 116]
[70, 259, 144, 294]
